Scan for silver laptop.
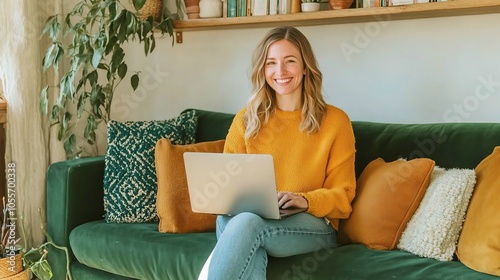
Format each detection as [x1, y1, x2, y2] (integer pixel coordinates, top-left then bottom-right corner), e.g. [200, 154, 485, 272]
[183, 152, 304, 219]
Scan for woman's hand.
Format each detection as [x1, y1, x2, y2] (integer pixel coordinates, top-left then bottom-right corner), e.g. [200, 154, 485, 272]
[277, 192, 308, 210]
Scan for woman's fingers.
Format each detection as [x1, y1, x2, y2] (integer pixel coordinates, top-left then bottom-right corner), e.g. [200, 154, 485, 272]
[277, 192, 308, 210]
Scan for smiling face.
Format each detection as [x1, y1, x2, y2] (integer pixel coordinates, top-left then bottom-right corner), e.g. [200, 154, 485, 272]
[264, 39, 305, 111]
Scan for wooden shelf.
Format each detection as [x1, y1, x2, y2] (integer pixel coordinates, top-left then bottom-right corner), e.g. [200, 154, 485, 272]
[172, 0, 500, 32]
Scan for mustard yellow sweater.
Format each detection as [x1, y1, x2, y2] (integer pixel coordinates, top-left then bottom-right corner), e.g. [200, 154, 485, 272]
[224, 105, 356, 230]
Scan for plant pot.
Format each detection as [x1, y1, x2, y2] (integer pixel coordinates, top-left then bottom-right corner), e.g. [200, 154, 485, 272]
[1, 269, 29, 280]
[130, 0, 164, 21]
[0, 254, 23, 278]
[329, 0, 353, 9]
[301, 2, 320, 12]
[184, 0, 201, 19]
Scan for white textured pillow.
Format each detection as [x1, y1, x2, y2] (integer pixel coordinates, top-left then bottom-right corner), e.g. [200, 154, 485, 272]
[397, 166, 476, 261]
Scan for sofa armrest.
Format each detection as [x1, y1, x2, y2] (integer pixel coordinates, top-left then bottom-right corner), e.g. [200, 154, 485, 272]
[46, 156, 105, 280]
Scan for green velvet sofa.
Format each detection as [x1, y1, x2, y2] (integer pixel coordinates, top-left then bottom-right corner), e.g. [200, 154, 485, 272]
[46, 109, 500, 280]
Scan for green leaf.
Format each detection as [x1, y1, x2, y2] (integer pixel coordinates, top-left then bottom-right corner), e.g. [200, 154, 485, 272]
[49, 21, 60, 41]
[59, 72, 75, 99]
[53, 43, 65, 72]
[136, 24, 143, 40]
[105, 35, 118, 55]
[92, 47, 104, 69]
[142, 20, 152, 35]
[149, 34, 156, 53]
[77, 93, 86, 118]
[84, 115, 97, 144]
[63, 134, 76, 158]
[108, 0, 118, 19]
[118, 63, 128, 80]
[62, 112, 71, 130]
[106, 68, 112, 81]
[118, 21, 128, 43]
[87, 70, 98, 85]
[42, 43, 56, 71]
[131, 0, 147, 10]
[40, 86, 49, 115]
[41, 15, 57, 38]
[111, 47, 125, 73]
[57, 123, 64, 141]
[131, 74, 139, 91]
[143, 38, 149, 56]
[75, 77, 85, 94]
[64, 13, 72, 29]
[64, 133, 76, 158]
[126, 11, 134, 30]
[23, 247, 44, 264]
[97, 63, 108, 70]
[50, 104, 60, 123]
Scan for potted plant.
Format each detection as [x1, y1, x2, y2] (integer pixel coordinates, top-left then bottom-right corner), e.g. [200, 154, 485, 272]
[40, 0, 175, 159]
[21, 225, 72, 280]
[1, 198, 71, 280]
[301, 0, 321, 12]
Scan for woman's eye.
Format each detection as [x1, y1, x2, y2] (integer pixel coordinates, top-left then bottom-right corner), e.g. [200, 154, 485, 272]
[266, 61, 275, 65]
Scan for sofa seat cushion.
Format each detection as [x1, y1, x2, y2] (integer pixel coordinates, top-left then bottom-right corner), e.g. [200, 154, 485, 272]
[268, 245, 500, 280]
[70, 221, 497, 280]
[69, 220, 215, 280]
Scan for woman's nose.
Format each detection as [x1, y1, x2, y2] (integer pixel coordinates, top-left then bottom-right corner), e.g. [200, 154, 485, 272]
[277, 63, 287, 75]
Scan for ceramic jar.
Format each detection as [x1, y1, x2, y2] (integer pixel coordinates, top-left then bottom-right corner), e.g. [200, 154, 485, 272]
[329, 0, 353, 9]
[199, 0, 223, 18]
[301, 2, 320, 12]
[184, 0, 200, 19]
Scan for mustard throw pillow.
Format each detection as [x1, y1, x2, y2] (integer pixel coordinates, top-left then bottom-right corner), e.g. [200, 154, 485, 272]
[155, 139, 225, 233]
[457, 146, 500, 276]
[338, 157, 435, 250]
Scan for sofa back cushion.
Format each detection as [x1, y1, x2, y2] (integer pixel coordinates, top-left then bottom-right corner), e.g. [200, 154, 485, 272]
[351, 122, 500, 177]
[184, 109, 235, 143]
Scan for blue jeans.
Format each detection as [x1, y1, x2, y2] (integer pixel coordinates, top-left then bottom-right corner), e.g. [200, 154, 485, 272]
[207, 212, 338, 280]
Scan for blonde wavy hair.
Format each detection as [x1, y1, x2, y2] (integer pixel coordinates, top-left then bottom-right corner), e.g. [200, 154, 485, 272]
[244, 26, 327, 139]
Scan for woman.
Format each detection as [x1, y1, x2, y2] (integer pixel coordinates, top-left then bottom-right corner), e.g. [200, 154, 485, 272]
[203, 26, 356, 280]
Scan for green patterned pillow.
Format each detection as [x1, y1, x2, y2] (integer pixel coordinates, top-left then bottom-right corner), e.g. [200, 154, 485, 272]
[104, 110, 197, 223]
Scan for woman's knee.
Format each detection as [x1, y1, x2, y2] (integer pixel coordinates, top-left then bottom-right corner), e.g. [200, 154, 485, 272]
[232, 212, 264, 227]
[217, 212, 264, 238]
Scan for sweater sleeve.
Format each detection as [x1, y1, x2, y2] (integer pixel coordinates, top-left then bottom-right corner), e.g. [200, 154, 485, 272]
[299, 112, 356, 228]
[223, 109, 247, 154]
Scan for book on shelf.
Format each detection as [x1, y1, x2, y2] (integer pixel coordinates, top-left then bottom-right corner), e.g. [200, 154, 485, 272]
[237, 0, 247, 16]
[228, 0, 237, 16]
[247, 0, 252, 15]
[252, 0, 269, 15]
[222, 0, 228, 17]
[269, 0, 278, 15]
[363, 0, 447, 8]
[391, 0, 413, 5]
[279, 0, 291, 14]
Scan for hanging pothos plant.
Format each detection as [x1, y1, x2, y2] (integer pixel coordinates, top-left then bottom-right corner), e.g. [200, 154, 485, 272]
[40, 0, 174, 159]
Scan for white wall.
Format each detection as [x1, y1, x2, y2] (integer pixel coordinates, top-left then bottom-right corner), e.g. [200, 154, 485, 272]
[111, 13, 500, 124]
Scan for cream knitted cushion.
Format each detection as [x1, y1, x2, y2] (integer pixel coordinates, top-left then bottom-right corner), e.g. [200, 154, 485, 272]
[397, 166, 476, 261]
